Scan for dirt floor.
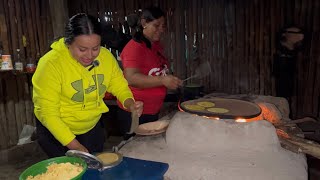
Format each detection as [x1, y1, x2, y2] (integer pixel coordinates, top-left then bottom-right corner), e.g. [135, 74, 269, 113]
[0, 153, 47, 180]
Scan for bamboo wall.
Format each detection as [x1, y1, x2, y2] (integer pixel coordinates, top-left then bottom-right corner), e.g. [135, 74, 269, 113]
[0, 0, 53, 150]
[0, 0, 319, 150]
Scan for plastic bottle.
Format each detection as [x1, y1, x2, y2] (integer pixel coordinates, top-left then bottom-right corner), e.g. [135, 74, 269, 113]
[15, 49, 23, 71]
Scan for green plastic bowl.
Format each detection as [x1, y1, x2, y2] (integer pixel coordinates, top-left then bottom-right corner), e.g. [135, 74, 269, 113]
[19, 156, 87, 180]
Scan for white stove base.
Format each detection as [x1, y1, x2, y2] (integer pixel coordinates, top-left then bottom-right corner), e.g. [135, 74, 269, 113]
[120, 112, 307, 180]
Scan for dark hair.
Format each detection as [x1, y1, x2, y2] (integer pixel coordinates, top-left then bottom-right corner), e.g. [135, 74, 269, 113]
[130, 7, 165, 48]
[64, 13, 101, 45]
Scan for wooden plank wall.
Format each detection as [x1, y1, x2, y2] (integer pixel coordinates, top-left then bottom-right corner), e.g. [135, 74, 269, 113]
[0, 0, 53, 150]
[0, 0, 319, 150]
[68, 0, 319, 119]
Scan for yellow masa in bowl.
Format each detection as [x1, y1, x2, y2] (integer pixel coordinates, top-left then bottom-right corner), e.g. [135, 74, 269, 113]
[19, 156, 87, 180]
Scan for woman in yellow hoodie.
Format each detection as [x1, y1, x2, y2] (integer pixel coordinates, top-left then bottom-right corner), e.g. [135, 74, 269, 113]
[32, 13, 143, 157]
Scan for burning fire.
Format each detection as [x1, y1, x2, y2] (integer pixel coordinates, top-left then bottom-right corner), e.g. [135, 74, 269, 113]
[204, 116, 220, 120]
[177, 100, 184, 112]
[235, 118, 247, 123]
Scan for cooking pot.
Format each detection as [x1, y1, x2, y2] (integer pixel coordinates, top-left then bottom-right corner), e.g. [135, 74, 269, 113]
[181, 84, 204, 102]
[164, 84, 204, 102]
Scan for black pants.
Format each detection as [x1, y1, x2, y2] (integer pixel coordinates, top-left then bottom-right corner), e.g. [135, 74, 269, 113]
[117, 108, 159, 136]
[36, 120, 105, 158]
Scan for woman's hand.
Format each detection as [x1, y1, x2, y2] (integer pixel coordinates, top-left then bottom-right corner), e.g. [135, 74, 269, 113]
[129, 101, 144, 117]
[124, 68, 183, 89]
[161, 75, 183, 90]
[66, 139, 89, 153]
[128, 101, 143, 134]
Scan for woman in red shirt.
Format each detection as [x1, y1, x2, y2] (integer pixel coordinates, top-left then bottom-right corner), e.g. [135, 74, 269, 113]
[118, 7, 182, 136]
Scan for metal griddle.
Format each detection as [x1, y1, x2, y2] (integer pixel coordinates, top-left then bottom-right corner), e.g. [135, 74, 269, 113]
[180, 98, 261, 119]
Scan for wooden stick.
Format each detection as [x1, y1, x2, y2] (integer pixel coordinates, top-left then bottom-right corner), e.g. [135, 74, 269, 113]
[5, 75, 19, 147]
[34, 0, 43, 55]
[277, 128, 320, 159]
[218, 0, 225, 92]
[281, 135, 320, 159]
[278, 137, 303, 154]
[0, 75, 9, 149]
[0, 14, 10, 54]
[274, 117, 317, 127]
[30, 0, 39, 59]
[8, 0, 18, 54]
[23, 0, 36, 59]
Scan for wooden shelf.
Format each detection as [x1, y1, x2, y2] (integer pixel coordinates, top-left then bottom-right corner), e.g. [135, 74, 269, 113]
[0, 69, 34, 75]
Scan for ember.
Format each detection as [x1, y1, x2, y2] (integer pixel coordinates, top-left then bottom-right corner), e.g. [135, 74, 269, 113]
[235, 118, 247, 123]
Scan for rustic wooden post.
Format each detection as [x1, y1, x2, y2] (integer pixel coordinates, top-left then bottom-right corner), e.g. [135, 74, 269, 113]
[49, 0, 68, 39]
[0, 15, 9, 54]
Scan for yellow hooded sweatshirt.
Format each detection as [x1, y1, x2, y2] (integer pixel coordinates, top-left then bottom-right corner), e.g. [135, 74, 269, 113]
[32, 38, 133, 146]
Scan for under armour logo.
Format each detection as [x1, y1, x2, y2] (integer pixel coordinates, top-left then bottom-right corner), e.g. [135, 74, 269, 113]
[71, 74, 107, 102]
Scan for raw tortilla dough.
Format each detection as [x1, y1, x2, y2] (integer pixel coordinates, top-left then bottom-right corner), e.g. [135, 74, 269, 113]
[97, 153, 119, 164]
[26, 162, 83, 180]
[207, 107, 229, 113]
[184, 104, 205, 111]
[196, 101, 215, 107]
[139, 120, 169, 131]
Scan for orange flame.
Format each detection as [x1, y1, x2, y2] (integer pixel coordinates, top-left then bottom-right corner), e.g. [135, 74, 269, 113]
[235, 118, 247, 123]
[177, 100, 185, 112]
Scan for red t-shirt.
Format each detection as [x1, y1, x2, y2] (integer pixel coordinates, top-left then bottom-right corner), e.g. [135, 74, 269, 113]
[118, 39, 169, 115]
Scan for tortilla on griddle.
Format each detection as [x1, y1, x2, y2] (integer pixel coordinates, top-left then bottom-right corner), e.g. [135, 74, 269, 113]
[196, 101, 215, 108]
[184, 104, 205, 111]
[206, 107, 229, 113]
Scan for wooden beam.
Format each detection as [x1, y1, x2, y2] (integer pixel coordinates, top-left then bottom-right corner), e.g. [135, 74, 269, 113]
[49, 0, 68, 39]
[0, 15, 9, 54]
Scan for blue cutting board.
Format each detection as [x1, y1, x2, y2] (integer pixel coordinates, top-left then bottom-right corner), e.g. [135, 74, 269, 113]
[82, 157, 169, 180]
